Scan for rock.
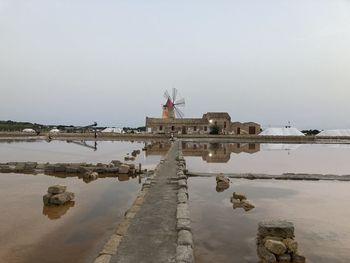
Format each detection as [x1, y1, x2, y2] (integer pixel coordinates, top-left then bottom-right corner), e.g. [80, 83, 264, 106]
[292, 254, 306, 263]
[178, 192, 188, 203]
[177, 203, 190, 219]
[84, 171, 98, 181]
[119, 164, 130, 174]
[53, 164, 66, 172]
[177, 218, 191, 231]
[49, 192, 75, 205]
[43, 193, 53, 205]
[216, 174, 230, 183]
[258, 220, 295, 239]
[277, 253, 292, 262]
[216, 181, 229, 192]
[48, 185, 67, 194]
[232, 199, 241, 209]
[66, 166, 80, 173]
[264, 239, 287, 255]
[178, 179, 187, 188]
[241, 199, 255, 211]
[178, 230, 193, 247]
[0, 165, 12, 173]
[257, 244, 277, 263]
[176, 245, 194, 263]
[232, 192, 247, 201]
[283, 238, 298, 254]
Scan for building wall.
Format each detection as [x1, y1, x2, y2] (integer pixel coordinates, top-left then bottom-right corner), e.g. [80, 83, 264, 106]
[145, 113, 260, 135]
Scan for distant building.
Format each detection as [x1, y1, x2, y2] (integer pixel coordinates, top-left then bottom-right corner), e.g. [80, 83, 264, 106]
[145, 112, 260, 135]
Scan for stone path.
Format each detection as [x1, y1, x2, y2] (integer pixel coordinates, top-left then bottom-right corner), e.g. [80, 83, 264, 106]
[110, 142, 179, 263]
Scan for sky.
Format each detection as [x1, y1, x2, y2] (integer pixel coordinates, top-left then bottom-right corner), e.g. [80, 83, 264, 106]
[1, 0, 350, 129]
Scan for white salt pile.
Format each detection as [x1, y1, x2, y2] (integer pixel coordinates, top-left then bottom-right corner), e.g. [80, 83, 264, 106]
[259, 127, 305, 136]
[316, 129, 350, 136]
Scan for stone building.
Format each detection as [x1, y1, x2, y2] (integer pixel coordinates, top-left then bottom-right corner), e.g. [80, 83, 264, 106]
[145, 112, 260, 135]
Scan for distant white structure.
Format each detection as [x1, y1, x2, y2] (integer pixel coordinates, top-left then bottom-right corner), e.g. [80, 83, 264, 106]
[259, 127, 305, 136]
[49, 128, 60, 133]
[101, 127, 123, 133]
[22, 128, 35, 133]
[316, 129, 350, 137]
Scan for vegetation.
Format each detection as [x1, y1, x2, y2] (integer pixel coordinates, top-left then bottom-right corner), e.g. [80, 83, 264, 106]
[0, 120, 48, 132]
[301, 129, 320, 135]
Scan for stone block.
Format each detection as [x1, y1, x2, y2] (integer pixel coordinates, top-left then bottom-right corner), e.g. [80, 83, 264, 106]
[258, 220, 295, 239]
[178, 179, 187, 189]
[48, 185, 67, 194]
[264, 239, 287, 255]
[49, 192, 74, 205]
[292, 254, 306, 263]
[283, 238, 298, 254]
[257, 244, 277, 263]
[277, 253, 291, 262]
[100, 234, 122, 255]
[43, 193, 53, 205]
[178, 230, 193, 247]
[178, 193, 188, 204]
[176, 245, 194, 263]
[93, 254, 112, 263]
[177, 204, 190, 219]
[116, 220, 130, 236]
[177, 218, 191, 231]
[232, 192, 247, 201]
[119, 164, 130, 174]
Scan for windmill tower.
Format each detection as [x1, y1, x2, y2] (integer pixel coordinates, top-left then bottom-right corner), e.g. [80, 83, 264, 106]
[162, 88, 185, 119]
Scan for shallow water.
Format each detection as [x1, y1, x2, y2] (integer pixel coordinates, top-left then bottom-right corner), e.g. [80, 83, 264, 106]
[0, 140, 161, 263]
[188, 177, 350, 263]
[0, 140, 159, 170]
[0, 173, 142, 263]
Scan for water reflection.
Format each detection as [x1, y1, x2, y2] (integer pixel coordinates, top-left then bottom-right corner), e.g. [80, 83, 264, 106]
[66, 140, 98, 151]
[145, 142, 260, 163]
[42, 201, 75, 220]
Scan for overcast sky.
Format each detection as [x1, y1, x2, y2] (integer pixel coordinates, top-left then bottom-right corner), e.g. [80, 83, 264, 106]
[1, 0, 350, 129]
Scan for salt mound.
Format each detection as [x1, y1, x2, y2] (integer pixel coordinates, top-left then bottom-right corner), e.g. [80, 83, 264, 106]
[101, 127, 123, 133]
[259, 127, 304, 136]
[316, 129, 350, 137]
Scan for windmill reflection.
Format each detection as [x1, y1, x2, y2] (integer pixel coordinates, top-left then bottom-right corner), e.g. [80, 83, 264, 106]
[144, 141, 260, 163]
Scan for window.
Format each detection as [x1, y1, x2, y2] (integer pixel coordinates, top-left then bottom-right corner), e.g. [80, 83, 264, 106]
[224, 122, 227, 129]
[237, 127, 240, 134]
[249, 126, 256, 134]
[204, 126, 207, 131]
[171, 126, 175, 131]
[194, 126, 197, 131]
[159, 125, 163, 131]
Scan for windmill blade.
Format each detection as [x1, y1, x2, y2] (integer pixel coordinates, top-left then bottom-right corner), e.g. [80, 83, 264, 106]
[174, 98, 185, 107]
[164, 90, 171, 100]
[172, 87, 178, 103]
[174, 107, 184, 118]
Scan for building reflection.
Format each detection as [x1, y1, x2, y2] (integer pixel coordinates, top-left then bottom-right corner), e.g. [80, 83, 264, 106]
[145, 141, 260, 163]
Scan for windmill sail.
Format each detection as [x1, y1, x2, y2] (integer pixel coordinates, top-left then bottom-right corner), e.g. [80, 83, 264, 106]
[162, 88, 185, 119]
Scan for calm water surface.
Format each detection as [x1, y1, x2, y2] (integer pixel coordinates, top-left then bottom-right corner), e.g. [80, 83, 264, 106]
[188, 178, 350, 263]
[0, 140, 161, 263]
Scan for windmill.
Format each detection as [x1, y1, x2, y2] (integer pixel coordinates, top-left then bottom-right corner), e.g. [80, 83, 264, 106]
[162, 88, 185, 119]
